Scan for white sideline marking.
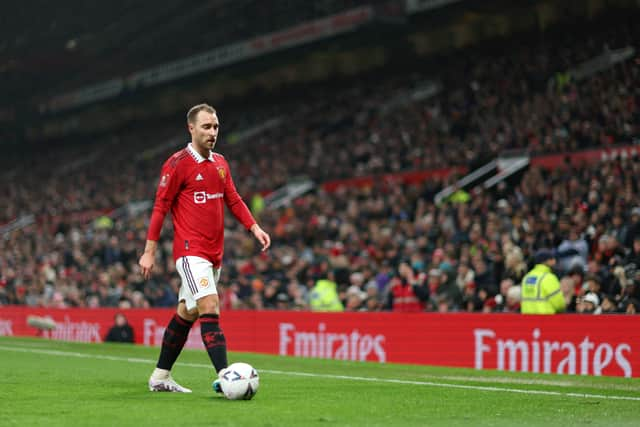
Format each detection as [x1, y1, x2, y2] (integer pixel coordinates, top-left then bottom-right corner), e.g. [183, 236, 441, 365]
[1, 344, 639, 402]
[422, 374, 575, 387]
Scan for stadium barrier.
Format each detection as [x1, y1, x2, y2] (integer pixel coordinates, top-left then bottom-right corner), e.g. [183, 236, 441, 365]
[1, 306, 639, 378]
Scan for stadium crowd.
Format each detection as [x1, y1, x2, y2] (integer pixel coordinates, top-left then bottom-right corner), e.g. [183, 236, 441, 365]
[1, 14, 640, 315]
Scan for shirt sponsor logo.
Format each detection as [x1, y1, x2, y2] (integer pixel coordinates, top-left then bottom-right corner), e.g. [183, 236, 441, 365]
[193, 191, 223, 204]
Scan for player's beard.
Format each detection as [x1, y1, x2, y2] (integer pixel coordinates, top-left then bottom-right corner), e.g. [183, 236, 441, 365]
[206, 134, 217, 150]
[198, 136, 215, 152]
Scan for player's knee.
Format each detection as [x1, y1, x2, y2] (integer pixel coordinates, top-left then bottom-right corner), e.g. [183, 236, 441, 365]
[197, 295, 220, 316]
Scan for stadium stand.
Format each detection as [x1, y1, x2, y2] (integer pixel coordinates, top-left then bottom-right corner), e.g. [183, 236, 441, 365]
[0, 0, 389, 101]
[1, 2, 639, 315]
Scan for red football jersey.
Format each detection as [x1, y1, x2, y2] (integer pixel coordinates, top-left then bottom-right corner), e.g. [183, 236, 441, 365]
[147, 144, 256, 265]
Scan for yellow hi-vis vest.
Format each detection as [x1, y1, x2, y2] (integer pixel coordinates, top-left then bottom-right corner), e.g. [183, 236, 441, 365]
[310, 279, 344, 312]
[520, 264, 566, 314]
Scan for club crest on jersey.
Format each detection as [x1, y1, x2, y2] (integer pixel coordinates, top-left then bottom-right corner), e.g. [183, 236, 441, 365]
[217, 167, 226, 180]
[199, 278, 210, 288]
[159, 174, 169, 187]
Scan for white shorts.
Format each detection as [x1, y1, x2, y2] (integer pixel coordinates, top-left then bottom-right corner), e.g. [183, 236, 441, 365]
[175, 256, 221, 311]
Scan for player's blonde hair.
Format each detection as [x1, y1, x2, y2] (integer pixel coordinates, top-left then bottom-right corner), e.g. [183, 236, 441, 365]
[187, 103, 217, 124]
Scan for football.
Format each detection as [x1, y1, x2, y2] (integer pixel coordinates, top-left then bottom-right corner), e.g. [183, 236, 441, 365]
[219, 362, 260, 400]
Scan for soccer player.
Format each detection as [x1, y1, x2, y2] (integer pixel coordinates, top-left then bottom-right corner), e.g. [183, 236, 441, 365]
[140, 103, 270, 393]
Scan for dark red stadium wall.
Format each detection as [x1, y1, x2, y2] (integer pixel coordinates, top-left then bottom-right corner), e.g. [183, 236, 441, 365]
[2, 306, 639, 378]
[318, 144, 638, 193]
[529, 144, 638, 169]
[321, 166, 466, 192]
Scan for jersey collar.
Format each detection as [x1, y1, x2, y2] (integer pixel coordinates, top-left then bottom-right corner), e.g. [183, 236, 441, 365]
[187, 143, 214, 163]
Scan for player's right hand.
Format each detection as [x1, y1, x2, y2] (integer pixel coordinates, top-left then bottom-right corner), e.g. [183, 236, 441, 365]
[139, 252, 155, 280]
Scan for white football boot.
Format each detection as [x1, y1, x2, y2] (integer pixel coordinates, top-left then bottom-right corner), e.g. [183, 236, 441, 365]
[148, 370, 192, 393]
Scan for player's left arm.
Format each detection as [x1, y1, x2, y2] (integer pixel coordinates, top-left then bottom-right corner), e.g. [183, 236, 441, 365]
[223, 161, 271, 251]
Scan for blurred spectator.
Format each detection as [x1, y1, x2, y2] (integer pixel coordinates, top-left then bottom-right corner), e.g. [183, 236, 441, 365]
[455, 262, 475, 292]
[600, 295, 618, 314]
[104, 313, 135, 343]
[386, 262, 429, 312]
[502, 247, 527, 284]
[484, 278, 516, 313]
[286, 280, 309, 310]
[521, 249, 566, 315]
[462, 282, 482, 312]
[363, 282, 382, 312]
[344, 286, 366, 311]
[583, 274, 604, 305]
[624, 236, 640, 267]
[428, 267, 462, 312]
[577, 293, 601, 315]
[557, 227, 589, 273]
[309, 274, 343, 312]
[625, 299, 640, 314]
[505, 286, 521, 313]
[275, 293, 291, 310]
[626, 208, 640, 247]
[560, 276, 578, 313]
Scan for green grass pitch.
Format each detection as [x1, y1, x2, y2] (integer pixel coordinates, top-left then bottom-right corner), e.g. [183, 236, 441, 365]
[0, 336, 638, 427]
